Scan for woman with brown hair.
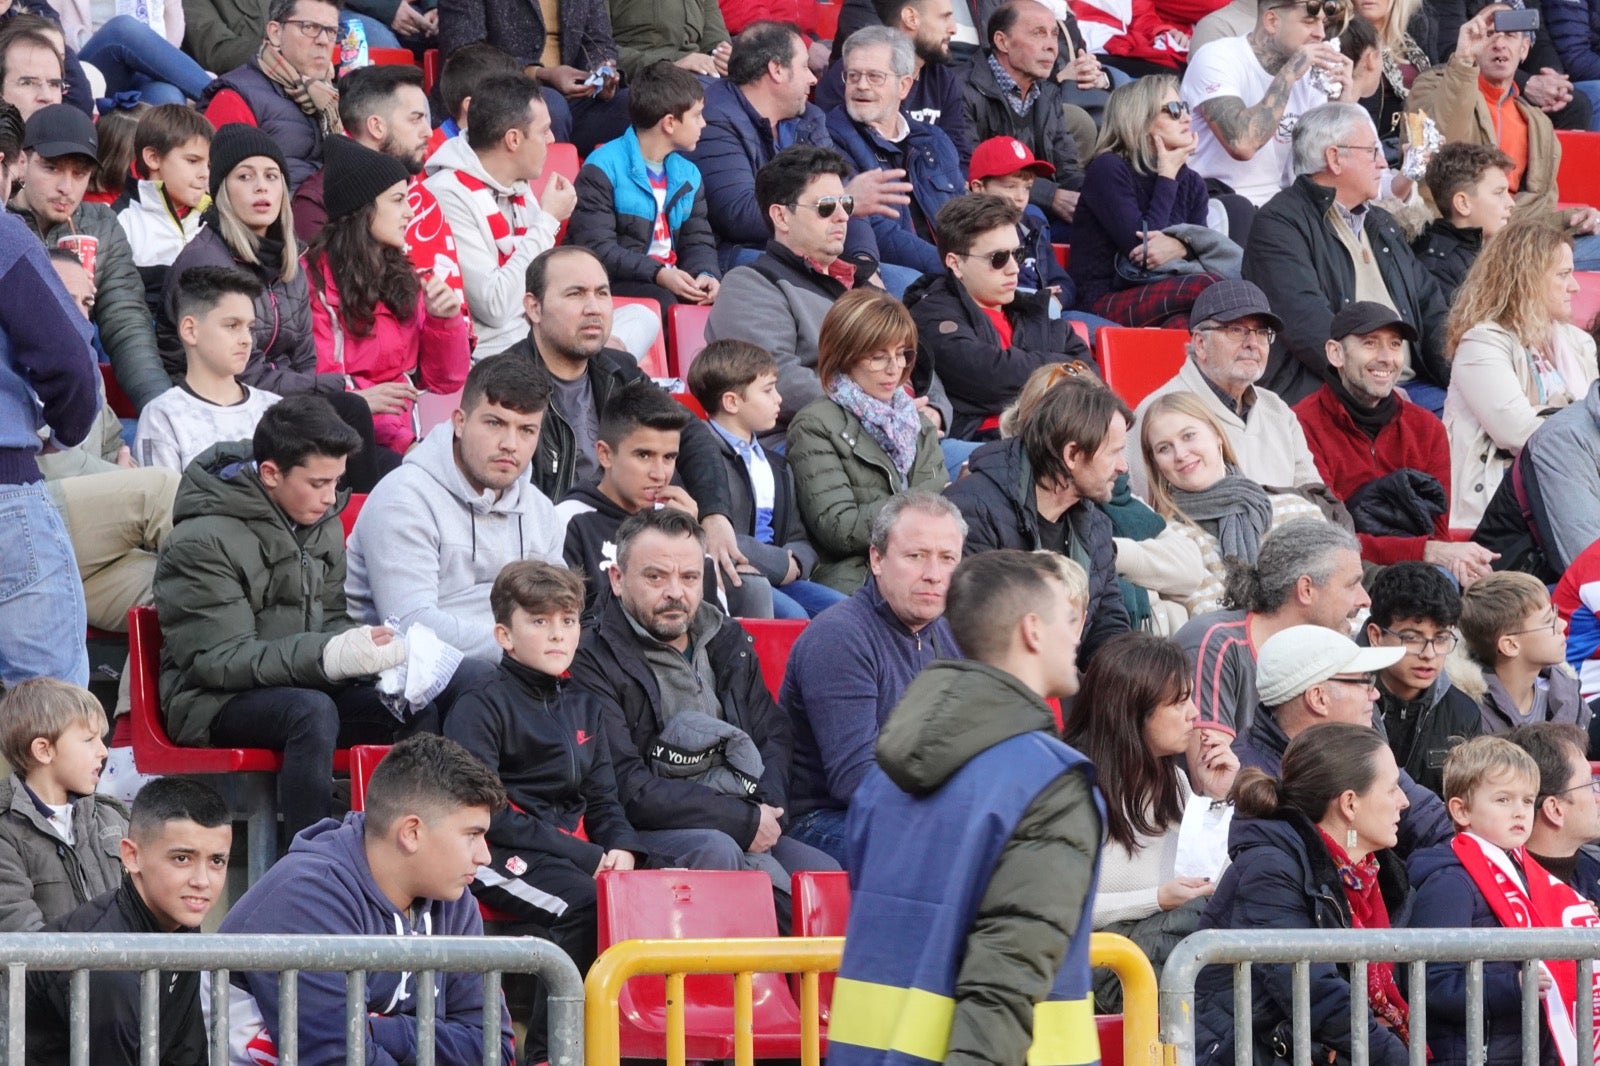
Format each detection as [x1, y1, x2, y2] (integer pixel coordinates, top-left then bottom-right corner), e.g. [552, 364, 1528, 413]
[1444, 219, 1598, 528]
[1065, 632, 1238, 1010]
[786, 287, 949, 592]
[1195, 722, 1414, 1066]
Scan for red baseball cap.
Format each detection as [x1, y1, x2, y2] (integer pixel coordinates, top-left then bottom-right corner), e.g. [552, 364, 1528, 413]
[968, 136, 1055, 183]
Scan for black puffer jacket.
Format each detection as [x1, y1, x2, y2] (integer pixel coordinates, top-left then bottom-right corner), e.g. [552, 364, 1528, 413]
[1242, 176, 1452, 404]
[568, 598, 792, 849]
[1410, 219, 1483, 305]
[943, 437, 1129, 664]
[904, 270, 1096, 440]
[1195, 811, 1413, 1066]
[1345, 468, 1448, 537]
[156, 222, 341, 396]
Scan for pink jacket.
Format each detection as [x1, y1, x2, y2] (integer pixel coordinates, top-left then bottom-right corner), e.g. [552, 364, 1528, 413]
[306, 259, 471, 453]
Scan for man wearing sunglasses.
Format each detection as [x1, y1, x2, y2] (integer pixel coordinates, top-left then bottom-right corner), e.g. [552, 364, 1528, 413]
[1508, 723, 1600, 906]
[1181, 0, 1352, 207]
[202, 0, 342, 191]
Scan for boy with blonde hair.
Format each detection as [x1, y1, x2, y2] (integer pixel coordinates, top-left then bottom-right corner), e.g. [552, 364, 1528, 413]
[1408, 736, 1600, 1066]
[0, 678, 127, 932]
[1461, 572, 1589, 737]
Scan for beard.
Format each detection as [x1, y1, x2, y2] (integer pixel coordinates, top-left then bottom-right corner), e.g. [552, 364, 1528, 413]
[379, 132, 428, 176]
[914, 33, 951, 65]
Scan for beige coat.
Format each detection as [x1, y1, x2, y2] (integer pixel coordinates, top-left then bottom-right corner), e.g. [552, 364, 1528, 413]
[1443, 320, 1598, 527]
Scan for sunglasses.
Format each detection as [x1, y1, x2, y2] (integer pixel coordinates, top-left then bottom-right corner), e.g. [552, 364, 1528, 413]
[1159, 100, 1190, 119]
[1274, 0, 1343, 19]
[790, 196, 855, 219]
[960, 247, 1025, 269]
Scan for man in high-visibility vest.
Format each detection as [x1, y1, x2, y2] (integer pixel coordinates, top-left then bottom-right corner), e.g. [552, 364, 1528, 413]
[829, 548, 1105, 1066]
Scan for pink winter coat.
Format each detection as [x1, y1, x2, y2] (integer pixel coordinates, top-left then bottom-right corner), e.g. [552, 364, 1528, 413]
[305, 259, 470, 453]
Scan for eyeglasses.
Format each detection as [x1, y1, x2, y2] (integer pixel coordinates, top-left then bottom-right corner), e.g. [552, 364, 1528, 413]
[843, 69, 896, 87]
[1326, 673, 1378, 691]
[1506, 614, 1562, 637]
[1159, 100, 1190, 119]
[1378, 626, 1460, 656]
[1199, 323, 1277, 345]
[1338, 143, 1385, 162]
[1273, 0, 1343, 20]
[862, 348, 914, 372]
[9, 75, 66, 93]
[280, 18, 341, 41]
[790, 196, 855, 219]
[960, 247, 1025, 270]
[1552, 776, 1600, 798]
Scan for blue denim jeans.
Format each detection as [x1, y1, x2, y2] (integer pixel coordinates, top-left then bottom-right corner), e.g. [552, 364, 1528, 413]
[1576, 81, 1600, 132]
[1574, 232, 1600, 273]
[940, 438, 982, 479]
[787, 808, 850, 868]
[80, 16, 210, 104]
[0, 482, 89, 687]
[771, 579, 848, 619]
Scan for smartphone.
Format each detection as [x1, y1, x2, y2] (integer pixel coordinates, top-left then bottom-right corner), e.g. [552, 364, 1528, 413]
[1492, 7, 1539, 33]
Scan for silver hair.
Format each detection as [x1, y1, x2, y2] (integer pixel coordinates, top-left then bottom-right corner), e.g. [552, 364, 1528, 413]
[869, 490, 968, 554]
[1291, 102, 1376, 177]
[1225, 518, 1360, 613]
[842, 25, 916, 78]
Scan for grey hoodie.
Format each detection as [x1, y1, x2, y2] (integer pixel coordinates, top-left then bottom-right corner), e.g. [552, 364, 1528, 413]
[345, 422, 564, 661]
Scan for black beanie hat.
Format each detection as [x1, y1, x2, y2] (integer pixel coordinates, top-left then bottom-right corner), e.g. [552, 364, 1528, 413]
[209, 123, 291, 199]
[322, 136, 413, 223]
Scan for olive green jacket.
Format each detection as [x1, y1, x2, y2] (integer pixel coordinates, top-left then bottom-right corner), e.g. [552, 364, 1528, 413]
[609, 0, 730, 83]
[154, 440, 356, 745]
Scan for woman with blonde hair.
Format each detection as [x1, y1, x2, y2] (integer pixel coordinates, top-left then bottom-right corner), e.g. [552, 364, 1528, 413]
[1069, 75, 1222, 328]
[787, 288, 950, 592]
[1141, 392, 1324, 617]
[1443, 219, 1597, 528]
[1352, 0, 1430, 143]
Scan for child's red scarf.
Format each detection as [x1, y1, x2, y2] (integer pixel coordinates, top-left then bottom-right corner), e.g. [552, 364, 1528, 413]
[1452, 831, 1600, 1066]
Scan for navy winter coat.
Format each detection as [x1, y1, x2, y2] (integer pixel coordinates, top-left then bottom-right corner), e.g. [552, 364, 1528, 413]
[1195, 811, 1413, 1066]
[1543, 0, 1600, 82]
[825, 107, 963, 275]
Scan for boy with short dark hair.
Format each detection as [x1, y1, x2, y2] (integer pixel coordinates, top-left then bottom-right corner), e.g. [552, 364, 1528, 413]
[116, 104, 214, 311]
[556, 379, 699, 613]
[1407, 736, 1600, 1066]
[25, 776, 231, 1066]
[0, 677, 126, 933]
[430, 41, 520, 156]
[1460, 572, 1590, 738]
[444, 559, 646, 1062]
[218, 734, 515, 1065]
[134, 264, 276, 472]
[1365, 561, 1483, 796]
[1413, 142, 1516, 302]
[570, 60, 720, 308]
[154, 395, 410, 842]
[687, 338, 841, 619]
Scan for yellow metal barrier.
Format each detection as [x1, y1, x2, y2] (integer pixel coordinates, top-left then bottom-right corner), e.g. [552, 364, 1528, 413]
[583, 931, 1160, 1066]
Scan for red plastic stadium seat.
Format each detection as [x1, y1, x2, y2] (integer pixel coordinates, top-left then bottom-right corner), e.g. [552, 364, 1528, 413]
[100, 363, 135, 419]
[738, 618, 806, 699]
[545, 142, 580, 186]
[421, 48, 439, 93]
[613, 296, 670, 378]
[671, 391, 709, 419]
[1574, 272, 1600, 332]
[1096, 327, 1188, 409]
[1052, 242, 1070, 269]
[1557, 131, 1600, 209]
[340, 492, 367, 542]
[669, 302, 713, 377]
[814, 0, 840, 39]
[348, 744, 388, 812]
[367, 47, 418, 67]
[598, 869, 807, 1059]
[1071, 319, 1090, 345]
[791, 870, 848, 1019]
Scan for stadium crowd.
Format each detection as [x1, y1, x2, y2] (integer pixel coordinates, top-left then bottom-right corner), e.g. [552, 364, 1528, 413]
[10, 0, 1600, 1057]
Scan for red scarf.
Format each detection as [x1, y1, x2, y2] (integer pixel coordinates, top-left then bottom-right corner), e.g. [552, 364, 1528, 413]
[451, 169, 530, 267]
[1452, 831, 1600, 1066]
[405, 177, 472, 336]
[1317, 828, 1412, 1043]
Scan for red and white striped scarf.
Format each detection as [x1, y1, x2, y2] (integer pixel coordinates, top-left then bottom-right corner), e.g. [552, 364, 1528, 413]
[451, 169, 530, 266]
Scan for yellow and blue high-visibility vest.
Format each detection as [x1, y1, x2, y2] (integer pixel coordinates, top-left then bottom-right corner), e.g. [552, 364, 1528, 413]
[828, 731, 1104, 1066]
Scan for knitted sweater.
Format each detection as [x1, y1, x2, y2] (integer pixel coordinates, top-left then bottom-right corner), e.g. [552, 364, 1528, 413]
[1093, 769, 1192, 926]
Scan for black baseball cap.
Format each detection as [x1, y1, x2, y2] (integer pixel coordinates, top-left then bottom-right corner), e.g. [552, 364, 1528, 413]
[1190, 279, 1284, 332]
[1329, 301, 1419, 343]
[22, 104, 96, 162]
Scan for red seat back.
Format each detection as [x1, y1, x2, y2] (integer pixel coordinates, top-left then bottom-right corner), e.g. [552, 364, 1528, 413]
[340, 492, 367, 542]
[597, 869, 802, 1058]
[669, 302, 713, 377]
[367, 47, 417, 67]
[421, 47, 439, 93]
[1052, 242, 1070, 269]
[612, 296, 669, 378]
[348, 744, 390, 811]
[1558, 131, 1600, 209]
[814, 0, 840, 39]
[1096, 327, 1188, 409]
[545, 142, 580, 187]
[791, 870, 849, 1019]
[738, 618, 806, 699]
[671, 391, 708, 419]
[100, 363, 136, 419]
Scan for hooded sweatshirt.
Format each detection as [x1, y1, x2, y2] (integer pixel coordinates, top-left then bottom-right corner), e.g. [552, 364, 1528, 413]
[345, 422, 564, 662]
[216, 812, 515, 1066]
[422, 136, 560, 359]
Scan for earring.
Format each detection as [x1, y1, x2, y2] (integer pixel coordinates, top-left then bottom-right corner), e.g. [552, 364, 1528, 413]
[1346, 826, 1359, 852]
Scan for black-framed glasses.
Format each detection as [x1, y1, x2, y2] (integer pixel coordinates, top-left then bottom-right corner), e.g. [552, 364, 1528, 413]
[1378, 626, 1460, 656]
[1338, 143, 1385, 162]
[843, 69, 896, 87]
[862, 348, 914, 372]
[1326, 673, 1378, 691]
[960, 247, 1025, 270]
[1199, 323, 1276, 345]
[790, 196, 855, 219]
[281, 17, 341, 40]
[1159, 100, 1190, 119]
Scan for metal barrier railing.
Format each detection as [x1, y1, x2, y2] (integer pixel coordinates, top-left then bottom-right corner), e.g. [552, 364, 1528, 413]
[584, 931, 1160, 1066]
[0, 932, 585, 1066]
[1160, 928, 1600, 1066]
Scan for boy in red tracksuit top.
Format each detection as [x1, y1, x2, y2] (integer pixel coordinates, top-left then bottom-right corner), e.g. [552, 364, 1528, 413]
[1293, 301, 1496, 579]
